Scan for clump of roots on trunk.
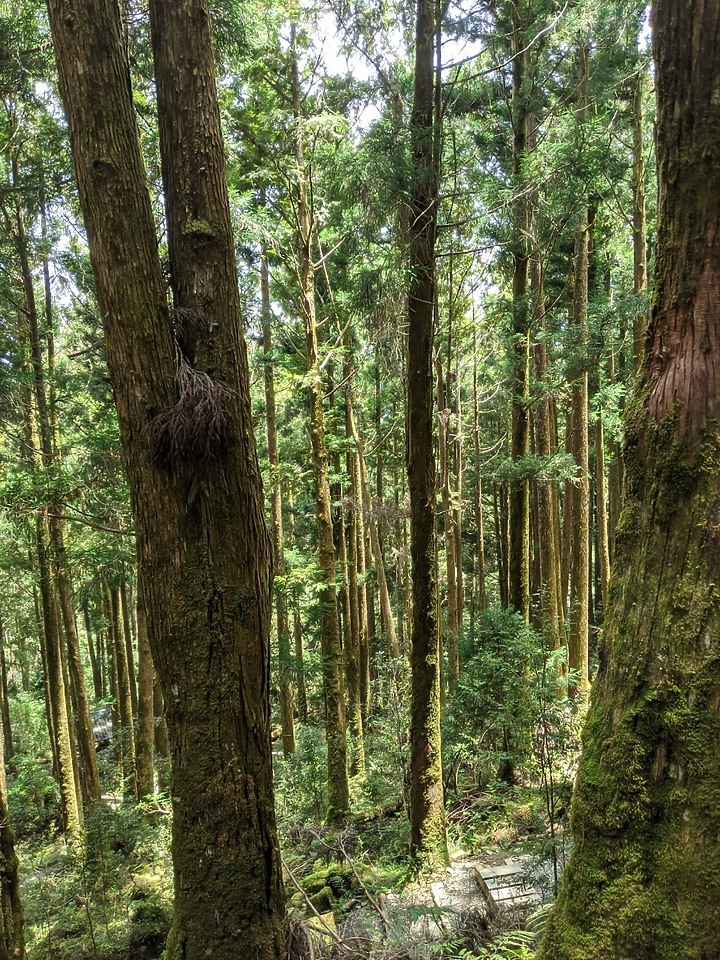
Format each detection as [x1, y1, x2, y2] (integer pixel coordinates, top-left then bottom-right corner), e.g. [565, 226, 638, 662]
[144, 353, 234, 467]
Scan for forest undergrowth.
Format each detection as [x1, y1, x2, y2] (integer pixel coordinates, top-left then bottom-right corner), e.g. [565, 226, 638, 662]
[11, 624, 581, 960]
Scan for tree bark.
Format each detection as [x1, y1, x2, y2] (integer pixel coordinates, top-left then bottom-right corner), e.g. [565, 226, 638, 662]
[567, 47, 591, 698]
[407, 0, 448, 869]
[540, 4, 720, 955]
[47, 0, 286, 954]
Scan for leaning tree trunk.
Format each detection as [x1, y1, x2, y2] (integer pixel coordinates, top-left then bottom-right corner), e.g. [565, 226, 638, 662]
[540, 4, 720, 957]
[407, 0, 448, 869]
[47, 0, 286, 956]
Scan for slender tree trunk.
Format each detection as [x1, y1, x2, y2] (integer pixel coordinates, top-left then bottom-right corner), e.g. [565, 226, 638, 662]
[594, 416, 611, 610]
[472, 335, 487, 612]
[0, 704, 24, 960]
[152, 678, 170, 791]
[289, 25, 349, 821]
[136, 602, 155, 798]
[286, 484, 308, 723]
[345, 387, 400, 659]
[344, 347, 365, 774]
[532, 255, 564, 651]
[111, 584, 137, 799]
[437, 351, 459, 688]
[37, 514, 82, 836]
[541, 5, 720, 954]
[567, 46, 591, 698]
[407, 0, 448, 869]
[632, 68, 648, 374]
[260, 239, 295, 756]
[83, 600, 102, 702]
[119, 579, 138, 717]
[0, 619, 13, 765]
[508, 20, 531, 622]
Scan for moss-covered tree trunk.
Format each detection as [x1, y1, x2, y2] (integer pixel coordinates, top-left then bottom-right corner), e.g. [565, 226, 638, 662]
[47, 0, 286, 955]
[540, 3, 720, 956]
[407, 0, 448, 869]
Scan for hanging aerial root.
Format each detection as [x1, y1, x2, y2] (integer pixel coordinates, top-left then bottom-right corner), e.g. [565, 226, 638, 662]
[144, 354, 234, 467]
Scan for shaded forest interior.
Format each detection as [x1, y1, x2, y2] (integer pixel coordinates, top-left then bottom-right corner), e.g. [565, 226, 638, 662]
[0, 0, 718, 958]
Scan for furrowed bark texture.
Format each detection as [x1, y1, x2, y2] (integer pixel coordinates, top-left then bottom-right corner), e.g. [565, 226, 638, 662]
[539, 3, 720, 957]
[47, 0, 285, 956]
[407, 0, 448, 869]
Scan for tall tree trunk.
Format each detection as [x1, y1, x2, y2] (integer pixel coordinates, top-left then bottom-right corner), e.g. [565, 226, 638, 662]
[594, 416, 611, 610]
[540, 4, 720, 956]
[344, 347, 365, 774]
[289, 25, 349, 821]
[472, 334, 487, 612]
[532, 256, 564, 651]
[110, 583, 137, 799]
[119, 579, 138, 717]
[48, 0, 286, 954]
[437, 351, 459, 688]
[37, 514, 82, 836]
[286, 483, 308, 724]
[345, 386, 400, 659]
[136, 601, 155, 799]
[0, 704, 24, 960]
[261, 240, 295, 756]
[567, 47, 591, 698]
[407, 0, 448, 868]
[508, 19, 531, 622]
[632, 67, 648, 374]
[152, 678, 170, 791]
[83, 599, 103, 702]
[0, 618, 13, 765]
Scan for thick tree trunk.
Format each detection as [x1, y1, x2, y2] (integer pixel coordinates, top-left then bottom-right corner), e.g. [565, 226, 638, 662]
[48, 0, 286, 954]
[407, 0, 448, 869]
[540, 5, 720, 956]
